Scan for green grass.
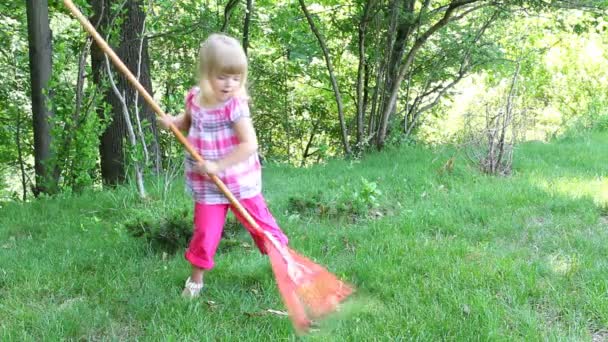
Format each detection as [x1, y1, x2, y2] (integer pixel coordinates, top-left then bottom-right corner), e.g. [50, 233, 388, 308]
[1, 132, 607, 340]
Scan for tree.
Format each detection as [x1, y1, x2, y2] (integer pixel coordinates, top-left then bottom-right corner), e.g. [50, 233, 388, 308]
[373, 0, 490, 149]
[369, 0, 606, 148]
[90, 0, 160, 185]
[26, 0, 58, 195]
[298, 0, 352, 156]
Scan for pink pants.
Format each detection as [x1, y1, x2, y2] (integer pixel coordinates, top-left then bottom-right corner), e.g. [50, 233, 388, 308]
[185, 194, 288, 270]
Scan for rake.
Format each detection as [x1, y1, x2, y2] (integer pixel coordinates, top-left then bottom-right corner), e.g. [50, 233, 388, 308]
[63, 0, 353, 333]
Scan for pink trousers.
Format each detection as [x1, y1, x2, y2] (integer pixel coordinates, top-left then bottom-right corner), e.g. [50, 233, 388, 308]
[185, 194, 288, 270]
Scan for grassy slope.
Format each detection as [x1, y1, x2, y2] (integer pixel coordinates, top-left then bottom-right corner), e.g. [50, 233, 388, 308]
[1, 132, 606, 340]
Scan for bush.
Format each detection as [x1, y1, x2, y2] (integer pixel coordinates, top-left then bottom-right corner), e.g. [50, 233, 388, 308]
[593, 115, 608, 132]
[123, 210, 192, 254]
[287, 177, 383, 221]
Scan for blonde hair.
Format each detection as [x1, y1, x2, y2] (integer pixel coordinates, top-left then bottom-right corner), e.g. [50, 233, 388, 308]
[198, 33, 249, 106]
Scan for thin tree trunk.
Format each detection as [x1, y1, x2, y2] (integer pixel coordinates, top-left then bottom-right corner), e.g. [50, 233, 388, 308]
[15, 109, 27, 201]
[496, 62, 520, 167]
[363, 59, 370, 124]
[368, 62, 382, 137]
[105, 55, 146, 198]
[284, 50, 291, 163]
[369, 0, 400, 139]
[356, 0, 375, 149]
[133, 10, 150, 168]
[298, 0, 351, 156]
[385, 0, 415, 106]
[26, 0, 56, 195]
[221, 0, 239, 32]
[243, 0, 253, 55]
[59, 36, 93, 191]
[301, 118, 321, 166]
[381, 0, 419, 137]
[375, 0, 400, 133]
[403, 69, 413, 133]
[130, 1, 161, 172]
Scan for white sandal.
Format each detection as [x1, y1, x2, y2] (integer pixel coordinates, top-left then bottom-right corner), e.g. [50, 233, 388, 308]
[181, 277, 204, 298]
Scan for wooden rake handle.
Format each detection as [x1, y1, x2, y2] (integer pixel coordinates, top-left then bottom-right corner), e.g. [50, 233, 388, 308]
[63, 0, 269, 238]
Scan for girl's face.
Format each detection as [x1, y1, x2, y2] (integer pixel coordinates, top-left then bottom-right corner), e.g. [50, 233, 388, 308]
[209, 73, 242, 103]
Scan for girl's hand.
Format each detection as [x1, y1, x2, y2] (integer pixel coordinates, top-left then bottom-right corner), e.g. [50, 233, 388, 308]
[158, 115, 174, 130]
[194, 160, 222, 175]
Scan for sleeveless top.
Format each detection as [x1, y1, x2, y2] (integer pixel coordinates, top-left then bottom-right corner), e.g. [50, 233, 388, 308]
[184, 87, 262, 204]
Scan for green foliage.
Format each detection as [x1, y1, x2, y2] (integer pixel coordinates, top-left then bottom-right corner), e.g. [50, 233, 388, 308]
[287, 177, 382, 220]
[0, 5, 31, 201]
[339, 177, 382, 216]
[47, 13, 108, 192]
[558, 97, 608, 139]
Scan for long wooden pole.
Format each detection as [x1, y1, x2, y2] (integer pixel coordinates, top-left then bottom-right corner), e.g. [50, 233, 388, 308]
[63, 0, 271, 240]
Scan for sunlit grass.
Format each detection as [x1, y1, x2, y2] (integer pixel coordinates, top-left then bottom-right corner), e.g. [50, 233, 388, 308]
[535, 176, 608, 207]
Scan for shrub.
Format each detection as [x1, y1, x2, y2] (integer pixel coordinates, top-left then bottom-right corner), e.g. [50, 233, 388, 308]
[287, 177, 383, 221]
[123, 210, 192, 254]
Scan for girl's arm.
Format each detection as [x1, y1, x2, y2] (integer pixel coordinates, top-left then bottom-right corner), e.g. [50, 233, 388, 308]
[196, 118, 258, 175]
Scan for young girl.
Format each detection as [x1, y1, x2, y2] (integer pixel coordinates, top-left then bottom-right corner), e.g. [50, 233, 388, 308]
[159, 33, 289, 298]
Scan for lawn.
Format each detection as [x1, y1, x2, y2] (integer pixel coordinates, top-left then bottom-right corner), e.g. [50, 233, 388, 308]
[1, 132, 606, 340]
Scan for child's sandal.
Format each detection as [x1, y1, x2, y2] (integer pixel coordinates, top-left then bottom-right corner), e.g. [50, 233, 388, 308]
[181, 277, 203, 298]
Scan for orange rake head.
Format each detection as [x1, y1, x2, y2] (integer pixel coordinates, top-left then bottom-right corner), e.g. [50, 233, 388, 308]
[266, 243, 354, 333]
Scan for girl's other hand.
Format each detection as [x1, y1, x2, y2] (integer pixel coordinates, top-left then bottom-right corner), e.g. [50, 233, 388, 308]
[194, 160, 221, 176]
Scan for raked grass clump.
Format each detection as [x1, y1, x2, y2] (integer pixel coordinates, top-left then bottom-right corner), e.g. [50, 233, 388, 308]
[1, 132, 607, 340]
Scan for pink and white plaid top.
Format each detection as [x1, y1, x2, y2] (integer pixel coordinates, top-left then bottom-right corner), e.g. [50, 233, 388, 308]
[184, 87, 262, 204]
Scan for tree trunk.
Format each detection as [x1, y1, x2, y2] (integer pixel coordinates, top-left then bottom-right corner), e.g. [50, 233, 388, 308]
[221, 0, 240, 32]
[356, 0, 375, 149]
[26, 0, 57, 195]
[90, 0, 160, 185]
[16, 108, 27, 201]
[368, 0, 399, 141]
[298, 0, 351, 156]
[376, 0, 422, 149]
[376, 0, 480, 149]
[243, 0, 253, 55]
[385, 0, 414, 106]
